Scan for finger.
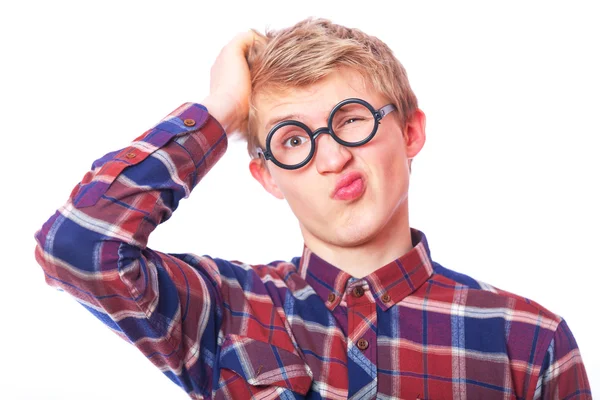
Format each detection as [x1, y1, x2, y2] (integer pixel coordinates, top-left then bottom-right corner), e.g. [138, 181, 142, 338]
[230, 30, 263, 55]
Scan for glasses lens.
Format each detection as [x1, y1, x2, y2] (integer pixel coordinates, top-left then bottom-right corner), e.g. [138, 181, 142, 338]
[270, 123, 312, 167]
[331, 102, 376, 144]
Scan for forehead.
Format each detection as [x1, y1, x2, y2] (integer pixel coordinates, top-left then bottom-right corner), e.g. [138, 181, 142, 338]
[255, 69, 385, 134]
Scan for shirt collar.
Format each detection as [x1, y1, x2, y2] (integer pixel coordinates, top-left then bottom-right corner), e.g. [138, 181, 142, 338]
[297, 228, 434, 311]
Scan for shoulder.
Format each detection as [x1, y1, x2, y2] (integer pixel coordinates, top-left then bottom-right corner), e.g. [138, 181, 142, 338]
[431, 261, 562, 325]
[429, 261, 564, 356]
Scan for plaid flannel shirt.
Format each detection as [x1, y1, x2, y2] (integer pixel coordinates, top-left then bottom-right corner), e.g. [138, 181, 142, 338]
[34, 103, 591, 399]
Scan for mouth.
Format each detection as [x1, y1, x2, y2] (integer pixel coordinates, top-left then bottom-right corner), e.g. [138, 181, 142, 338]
[331, 171, 366, 201]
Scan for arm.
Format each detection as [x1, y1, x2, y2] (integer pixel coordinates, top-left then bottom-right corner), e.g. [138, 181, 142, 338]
[535, 319, 592, 399]
[34, 103, 226, 398]
[33, 31, 262, 398]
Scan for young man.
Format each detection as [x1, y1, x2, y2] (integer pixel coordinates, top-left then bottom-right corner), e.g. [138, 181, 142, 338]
[34, 19, 590, 399]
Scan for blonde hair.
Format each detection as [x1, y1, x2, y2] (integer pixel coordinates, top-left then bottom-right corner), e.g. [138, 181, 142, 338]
[245, 18, 418, 158]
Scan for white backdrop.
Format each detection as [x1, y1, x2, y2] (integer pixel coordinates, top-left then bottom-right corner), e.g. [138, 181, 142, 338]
[1, 0, 597, 398]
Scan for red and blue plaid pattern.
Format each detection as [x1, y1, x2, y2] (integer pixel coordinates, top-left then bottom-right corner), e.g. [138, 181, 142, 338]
[34, 103, 591, 399]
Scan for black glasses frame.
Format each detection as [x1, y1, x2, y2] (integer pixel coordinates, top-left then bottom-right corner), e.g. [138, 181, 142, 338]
[258, 98, 396, 170]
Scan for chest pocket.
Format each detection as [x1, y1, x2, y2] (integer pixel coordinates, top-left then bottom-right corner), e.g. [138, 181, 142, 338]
[216, 334, 313, 397]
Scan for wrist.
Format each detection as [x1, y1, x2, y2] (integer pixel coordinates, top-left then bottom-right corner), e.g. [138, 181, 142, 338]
[201, 95, 237, 134]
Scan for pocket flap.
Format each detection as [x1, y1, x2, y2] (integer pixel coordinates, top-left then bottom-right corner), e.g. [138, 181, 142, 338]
[219, 334, 313, 395]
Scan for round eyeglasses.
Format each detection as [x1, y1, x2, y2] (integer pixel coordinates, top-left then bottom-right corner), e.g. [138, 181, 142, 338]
[257, 98, 396, 170]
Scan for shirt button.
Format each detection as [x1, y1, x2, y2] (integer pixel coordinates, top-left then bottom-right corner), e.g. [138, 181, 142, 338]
[328, 293, 336, 303]
[183, 118, 196, 127]
[382, 293, 391, 303]
[125, 152, 136, 159]
[357, 338, 369, 350]
[352, 286, 364, 298]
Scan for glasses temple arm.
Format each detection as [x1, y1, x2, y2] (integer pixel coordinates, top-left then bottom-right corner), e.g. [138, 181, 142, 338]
[377, 104, 397, 120]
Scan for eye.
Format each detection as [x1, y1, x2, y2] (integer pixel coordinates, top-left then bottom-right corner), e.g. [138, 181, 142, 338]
[283, 135, 309, 148]
[344, 117, 363, 125]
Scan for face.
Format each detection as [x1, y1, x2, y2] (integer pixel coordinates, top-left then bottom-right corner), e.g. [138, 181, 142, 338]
[249, 68, 426, 248]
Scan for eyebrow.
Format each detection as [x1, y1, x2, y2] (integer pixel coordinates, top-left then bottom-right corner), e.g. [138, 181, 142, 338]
[264, 113, 305, 131]
[264, 103, 370, 131]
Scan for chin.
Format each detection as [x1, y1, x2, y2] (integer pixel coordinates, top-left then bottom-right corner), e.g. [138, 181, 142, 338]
[327, 216, 385, 247]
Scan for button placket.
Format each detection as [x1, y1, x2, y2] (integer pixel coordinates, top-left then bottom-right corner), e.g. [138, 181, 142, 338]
[346, 281, 378, 396]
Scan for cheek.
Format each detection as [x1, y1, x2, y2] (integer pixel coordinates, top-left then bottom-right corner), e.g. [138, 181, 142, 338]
[275, 173, 319, 206]
[367, 134, 408, 172]
[363, 135, 410, 197]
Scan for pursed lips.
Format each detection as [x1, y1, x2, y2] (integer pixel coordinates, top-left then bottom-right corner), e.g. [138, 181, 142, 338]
[331, 171, 366, 201]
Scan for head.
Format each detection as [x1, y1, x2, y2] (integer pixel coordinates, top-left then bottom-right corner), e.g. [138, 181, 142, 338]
[246, 18, 426, 249]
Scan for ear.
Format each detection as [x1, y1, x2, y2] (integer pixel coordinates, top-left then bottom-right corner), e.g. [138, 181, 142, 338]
[404, 108, 426, 159]
[249, 157, 285, 200]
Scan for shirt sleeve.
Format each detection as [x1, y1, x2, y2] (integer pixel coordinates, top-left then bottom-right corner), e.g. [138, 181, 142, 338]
[535, 319, 592, 399]
[33, 103, 228, 399]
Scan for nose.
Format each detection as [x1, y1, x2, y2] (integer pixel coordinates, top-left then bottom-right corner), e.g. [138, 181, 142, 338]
[314, 133, 352, 174]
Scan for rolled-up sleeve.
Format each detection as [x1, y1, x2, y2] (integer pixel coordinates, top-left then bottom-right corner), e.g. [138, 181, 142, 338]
[34, 103, 228, 398]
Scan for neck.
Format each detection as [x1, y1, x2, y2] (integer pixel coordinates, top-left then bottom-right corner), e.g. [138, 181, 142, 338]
[301, 202, 413, 278]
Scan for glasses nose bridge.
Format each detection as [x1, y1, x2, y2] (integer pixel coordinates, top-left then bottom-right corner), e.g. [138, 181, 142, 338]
[311, 125, 348, 159]
[312, 126, 333, 141]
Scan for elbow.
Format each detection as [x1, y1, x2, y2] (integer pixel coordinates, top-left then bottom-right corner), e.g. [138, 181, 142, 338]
[33, 210, 123, 288]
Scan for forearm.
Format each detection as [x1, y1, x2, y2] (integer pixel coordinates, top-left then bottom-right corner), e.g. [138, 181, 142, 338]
[66, 103, 226, 245]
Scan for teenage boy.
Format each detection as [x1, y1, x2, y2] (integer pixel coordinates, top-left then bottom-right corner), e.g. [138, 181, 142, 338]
[35, 18, 590, 399]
